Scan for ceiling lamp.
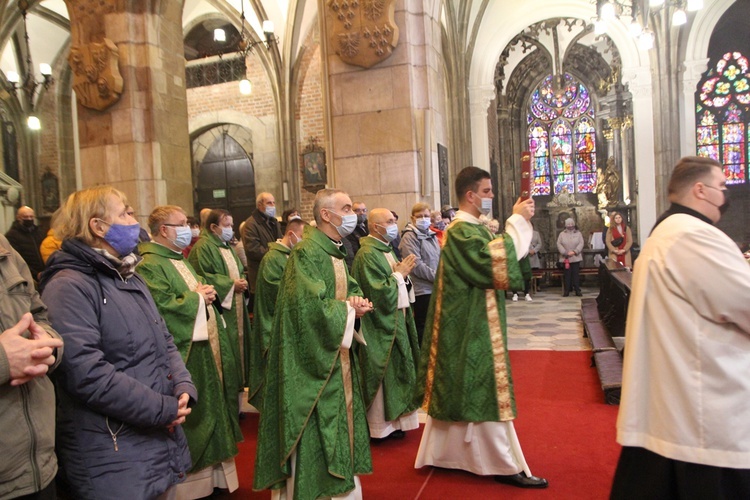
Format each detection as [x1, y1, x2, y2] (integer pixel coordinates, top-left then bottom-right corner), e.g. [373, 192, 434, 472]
[592, 0, 702, 51]
[3, 0, 55, 128]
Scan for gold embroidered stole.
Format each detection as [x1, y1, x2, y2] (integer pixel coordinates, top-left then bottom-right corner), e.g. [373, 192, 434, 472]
[421, 259, 443, 412]
[169, 259, 223, 380]
[332, 255, 355, 457]
[219, 247, 245, 375]
[486, 235, 513, 420]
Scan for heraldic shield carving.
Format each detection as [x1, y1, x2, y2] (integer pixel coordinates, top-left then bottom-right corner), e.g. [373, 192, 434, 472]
[68, 38, 124, 111]
[327, 0, 400, 69]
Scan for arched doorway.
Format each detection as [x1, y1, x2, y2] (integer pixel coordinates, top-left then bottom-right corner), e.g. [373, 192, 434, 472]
[195, 132, 255, 229]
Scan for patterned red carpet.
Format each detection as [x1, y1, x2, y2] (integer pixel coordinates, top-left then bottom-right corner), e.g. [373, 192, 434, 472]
[222, 350, 620, 499]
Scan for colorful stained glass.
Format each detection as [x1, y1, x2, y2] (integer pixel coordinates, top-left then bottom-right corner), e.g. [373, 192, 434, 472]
[529, 122, 551, 196]
[575, 117, 597, 193]
[527, 73, 597, 196]
[700, 52, 750, 110]
[722, 122, 745, 184]
[695, 52, 749, 185]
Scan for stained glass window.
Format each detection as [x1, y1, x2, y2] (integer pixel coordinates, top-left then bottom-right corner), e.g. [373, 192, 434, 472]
[695, 52, 750, 185]
[527, 73, 597, 196]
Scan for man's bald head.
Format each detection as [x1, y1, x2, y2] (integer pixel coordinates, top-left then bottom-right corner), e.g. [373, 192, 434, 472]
[368, 208, 393, 226]
[256, 192, 276, 211]
[17, 206, 35, 221]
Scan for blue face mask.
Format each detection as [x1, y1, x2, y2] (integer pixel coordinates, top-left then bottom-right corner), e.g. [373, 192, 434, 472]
[220, 227, 234, 242]
[99, 220, 141, 256]
[172, 226, 193, 250]
[329, 211, 357, 238]
[377, 223, 399, 243]
[415, 218, 431, 231]
[265, 206, 276, 219]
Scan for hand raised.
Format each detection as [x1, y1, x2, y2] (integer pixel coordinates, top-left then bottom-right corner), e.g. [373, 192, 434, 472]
[395, 254, 417, 277]
[512, 197, 535, 221]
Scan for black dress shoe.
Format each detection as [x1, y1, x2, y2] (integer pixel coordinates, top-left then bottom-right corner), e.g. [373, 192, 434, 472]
[495, 472, 549, 489]
[563, 291, 570, 297]
[389, 430, 406, 439]
[575, 290, 582, 296]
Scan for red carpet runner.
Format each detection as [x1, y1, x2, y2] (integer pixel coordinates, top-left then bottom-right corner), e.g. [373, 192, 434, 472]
[223, 351, 620, 499]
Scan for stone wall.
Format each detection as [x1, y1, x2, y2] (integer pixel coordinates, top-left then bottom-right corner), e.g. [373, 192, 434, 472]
[294, 26, 324, 221]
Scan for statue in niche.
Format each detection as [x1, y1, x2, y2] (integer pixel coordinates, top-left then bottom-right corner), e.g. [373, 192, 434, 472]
[547, 186, 581, 207]
[596, 157, 620, 209]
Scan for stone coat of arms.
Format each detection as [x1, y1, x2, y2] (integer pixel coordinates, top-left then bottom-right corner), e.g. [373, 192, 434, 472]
[327, 0, 400, 69]
[68, 38, 124, 111]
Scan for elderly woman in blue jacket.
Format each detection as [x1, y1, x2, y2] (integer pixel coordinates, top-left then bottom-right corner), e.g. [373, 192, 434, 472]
[41, 186, 197, 499]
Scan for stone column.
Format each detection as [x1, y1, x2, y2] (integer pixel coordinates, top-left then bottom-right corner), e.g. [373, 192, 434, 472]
[679, 58, 710, 157]
[64, 1, 192, 221]
[622, 67, 657, 241]
[323, 0, 448, 219]
[469, 85, 497, 172]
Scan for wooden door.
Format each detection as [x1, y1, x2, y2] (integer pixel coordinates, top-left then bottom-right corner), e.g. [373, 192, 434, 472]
[195, 133, 255, 230]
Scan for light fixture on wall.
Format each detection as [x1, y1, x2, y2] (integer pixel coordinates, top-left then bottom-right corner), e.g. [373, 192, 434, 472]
[234, 1, 278, 96]
[4, 0, 55, 129]
[593, 0, 703, 50]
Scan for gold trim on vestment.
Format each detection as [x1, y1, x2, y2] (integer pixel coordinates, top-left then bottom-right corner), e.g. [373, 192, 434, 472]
[219, 247, 246, 377]
[485, 289, 514, 421]
[488, 237, 510, 290]
[170, 259, 223, 379]
[331, 255, 355, 456]
[421, 259, 444, 412]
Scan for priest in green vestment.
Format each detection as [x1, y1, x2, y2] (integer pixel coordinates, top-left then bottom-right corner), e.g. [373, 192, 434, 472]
[254, 189, 374, 500]
[414, 167, 548, 489]
[137, 205, 242, 497]
[249, 218, 305, 410]
[351, 208, 421, 440]
[188, 209, 250, 415]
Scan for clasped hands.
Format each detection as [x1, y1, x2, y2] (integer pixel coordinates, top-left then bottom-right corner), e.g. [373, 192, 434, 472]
[0, 313, 63, 386]
[347, 296, 374, 318]
[195, 283, 217, 304]
[167, 392, 192, 432]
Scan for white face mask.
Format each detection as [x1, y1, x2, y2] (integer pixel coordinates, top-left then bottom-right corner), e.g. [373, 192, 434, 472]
[415, 218, 431, 231]
[376, 223, 399, 243]
[220, 226, 234, 242]
[329, 211, 357, 238]
[191, 228, 200, 238]
[473, 196, 492, 216]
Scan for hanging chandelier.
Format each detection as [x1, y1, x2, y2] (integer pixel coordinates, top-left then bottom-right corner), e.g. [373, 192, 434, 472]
[5, 0, 55, 130]
[593, 0, 704, 51]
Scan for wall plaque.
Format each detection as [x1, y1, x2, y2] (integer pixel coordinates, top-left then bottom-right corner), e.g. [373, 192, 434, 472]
[327, 0, 399, 69]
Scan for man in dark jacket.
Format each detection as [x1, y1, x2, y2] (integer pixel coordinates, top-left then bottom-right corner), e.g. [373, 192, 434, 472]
[241, 192, 282, 303]
[344, 201, 369, 269]
[0, 233, 63, 499]
[5, 206, 45, 283]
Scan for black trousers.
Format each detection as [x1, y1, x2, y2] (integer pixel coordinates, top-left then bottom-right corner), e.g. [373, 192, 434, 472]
[412, 294, 431, 346]
[611, 446, 750, 500]
[563, 261, 580, 293]
[16, 481, 56, 500]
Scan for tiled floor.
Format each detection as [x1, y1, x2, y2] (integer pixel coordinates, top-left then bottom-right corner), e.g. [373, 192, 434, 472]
[505, 286, 595, 351]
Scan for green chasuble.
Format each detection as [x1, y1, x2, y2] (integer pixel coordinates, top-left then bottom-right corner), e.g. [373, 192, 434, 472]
[253, 225, 372, 500]
[417, 218, 525, 422]
[137, 242, 241, 471]
[248, 241, 291, 409]
[188, 230, 251, 406]
[351, 236, 420, 421]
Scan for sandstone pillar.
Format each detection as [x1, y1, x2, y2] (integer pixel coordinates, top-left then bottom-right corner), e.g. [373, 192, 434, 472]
[64, 1, 192, 220]
[322, 0, 447, 220]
